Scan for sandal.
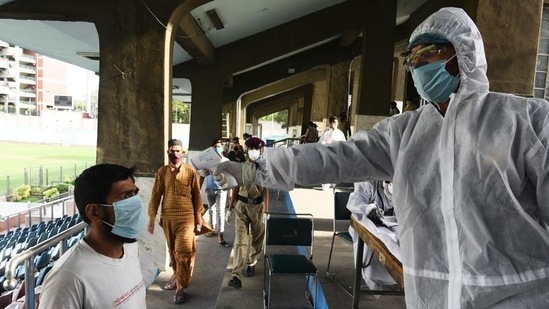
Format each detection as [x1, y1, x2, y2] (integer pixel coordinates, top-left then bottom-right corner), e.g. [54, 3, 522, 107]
[219, 240, 231, 248]
[163, 280, 176, 290]
[173, 292, 185, 304]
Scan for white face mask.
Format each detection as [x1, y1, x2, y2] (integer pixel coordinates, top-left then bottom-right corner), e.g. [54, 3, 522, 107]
[248, 149, 260, 161]
[387, 183, 393, 195]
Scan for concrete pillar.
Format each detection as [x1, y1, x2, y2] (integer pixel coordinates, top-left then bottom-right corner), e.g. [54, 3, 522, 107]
[355, 0, 397, 129]
[326, 62, 351, 121]
[94, 2, 172, 174]
[188, 69, 224, 151]
[468, 0, 543, 95]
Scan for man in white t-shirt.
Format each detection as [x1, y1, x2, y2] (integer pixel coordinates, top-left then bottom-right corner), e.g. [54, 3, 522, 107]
[318, 116, 346, 145]
[39, 164, 147, 309]
[319, 116, 346, 189]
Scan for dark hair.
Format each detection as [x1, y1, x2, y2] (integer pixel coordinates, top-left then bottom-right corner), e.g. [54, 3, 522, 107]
[329, 116, 338, 123]
[74, 164, 136, 223]
[211, 139, 222, 147]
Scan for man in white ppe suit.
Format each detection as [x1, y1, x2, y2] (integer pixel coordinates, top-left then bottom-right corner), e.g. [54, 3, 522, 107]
[347, 179, 400, 292]
[214, 7, 549, 308]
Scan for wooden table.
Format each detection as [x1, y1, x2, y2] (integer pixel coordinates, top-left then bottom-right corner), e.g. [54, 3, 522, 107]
[350, 215, 404, 308]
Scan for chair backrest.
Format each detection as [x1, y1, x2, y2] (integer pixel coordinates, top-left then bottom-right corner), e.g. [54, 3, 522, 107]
[47, 227, 59, 239]
[334, 191, 352, 220]
[37, 232, 48, 245]
[264, 213, 314, 258]
[35, 265, 53, 286]
[25, 237, 38, 250]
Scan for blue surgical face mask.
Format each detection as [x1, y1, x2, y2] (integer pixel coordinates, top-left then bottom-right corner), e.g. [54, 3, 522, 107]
[411, 54, 460, 103]
[99, 195, 146, 241]
[215, 146, 223, 154]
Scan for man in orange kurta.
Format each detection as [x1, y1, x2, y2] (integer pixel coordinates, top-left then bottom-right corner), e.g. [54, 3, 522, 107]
[148, 138, 204, 304]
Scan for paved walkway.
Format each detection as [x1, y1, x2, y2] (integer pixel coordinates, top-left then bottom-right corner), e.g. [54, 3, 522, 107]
[146, 187, 406, 308]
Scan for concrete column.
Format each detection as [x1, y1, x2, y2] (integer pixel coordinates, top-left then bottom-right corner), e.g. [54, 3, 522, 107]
[326, 62, 351, 121]
[188, 69, 224, 151]
[94, 1, 172, 174]
[468, 0, 543, 95]
[355, 0, 397, 129]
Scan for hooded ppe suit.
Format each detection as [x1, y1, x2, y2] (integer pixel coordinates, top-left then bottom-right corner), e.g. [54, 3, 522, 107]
[347, 180, 399, 291]
[249, 7, 549, 308]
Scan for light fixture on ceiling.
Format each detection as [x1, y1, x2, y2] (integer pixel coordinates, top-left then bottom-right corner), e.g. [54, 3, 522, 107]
[207, 9, 224, 30]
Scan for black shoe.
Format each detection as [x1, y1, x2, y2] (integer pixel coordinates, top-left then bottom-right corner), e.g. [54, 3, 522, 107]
[245, 265, 255, 277]
[228, 276, 242, 289]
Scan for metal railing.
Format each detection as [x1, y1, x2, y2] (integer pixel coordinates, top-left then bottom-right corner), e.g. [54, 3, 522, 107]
[265, 137, 302, 148]
[0, 194, 77, 231]
[4, 221, 87, 309]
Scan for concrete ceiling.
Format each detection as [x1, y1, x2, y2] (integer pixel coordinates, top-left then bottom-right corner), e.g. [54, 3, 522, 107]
[0, 0, 427, 96]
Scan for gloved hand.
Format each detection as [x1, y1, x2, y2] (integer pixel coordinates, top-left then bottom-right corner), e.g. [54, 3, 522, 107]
[212, 161, 257, 189]
[365, 203, 384, 225]
[226, 208, 233, 225]
[197, 169, 209, 178]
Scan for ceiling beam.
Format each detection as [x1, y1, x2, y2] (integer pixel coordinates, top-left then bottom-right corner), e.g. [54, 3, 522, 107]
[174, 0, 370, 76]
[224, 39, 361, 104]
[175, 13, 215, 66]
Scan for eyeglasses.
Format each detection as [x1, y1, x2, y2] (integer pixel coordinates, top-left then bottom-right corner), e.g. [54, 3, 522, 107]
[403, 45, 447, 72]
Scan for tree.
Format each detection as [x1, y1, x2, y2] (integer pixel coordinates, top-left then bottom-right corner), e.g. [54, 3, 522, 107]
[172, 99, 191, 123]
[260, 110, 288, 128]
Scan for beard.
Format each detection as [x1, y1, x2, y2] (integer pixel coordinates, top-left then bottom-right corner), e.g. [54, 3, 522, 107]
[101, 221, 138, 243]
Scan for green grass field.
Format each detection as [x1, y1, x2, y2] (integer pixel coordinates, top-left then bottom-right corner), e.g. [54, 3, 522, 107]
[0, 141, 96, 195]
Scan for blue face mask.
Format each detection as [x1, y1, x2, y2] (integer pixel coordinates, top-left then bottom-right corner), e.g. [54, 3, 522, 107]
[411, 55, 460, 103]
[99, 195, 146, 241]
[215, 146, 223, 154]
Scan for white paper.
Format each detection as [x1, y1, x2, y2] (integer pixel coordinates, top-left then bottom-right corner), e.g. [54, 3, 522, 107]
[189, 147, 222, 170]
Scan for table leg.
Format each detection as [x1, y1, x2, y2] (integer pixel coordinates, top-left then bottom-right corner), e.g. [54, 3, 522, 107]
[352, 237, 364, 308]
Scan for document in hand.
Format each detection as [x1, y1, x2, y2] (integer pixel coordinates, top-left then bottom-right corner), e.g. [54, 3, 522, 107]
[190, 147, 239, 189]
[190, 147, 222, 170]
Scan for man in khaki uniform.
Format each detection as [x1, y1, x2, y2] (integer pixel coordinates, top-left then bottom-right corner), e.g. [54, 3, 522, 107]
[227, 137, 269, 289]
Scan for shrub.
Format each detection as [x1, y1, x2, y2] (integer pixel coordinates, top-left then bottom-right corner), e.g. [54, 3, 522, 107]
[43, 187, 59, 200]
[12, 185, 31, 201]
[56, 183, 69, 194]
[64, 175, 74, 184]
[30, 186, 43, 196]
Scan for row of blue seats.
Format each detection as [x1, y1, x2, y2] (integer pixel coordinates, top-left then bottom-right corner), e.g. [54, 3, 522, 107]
[0, 214, 84, 297]
[0, 215, 82, 261]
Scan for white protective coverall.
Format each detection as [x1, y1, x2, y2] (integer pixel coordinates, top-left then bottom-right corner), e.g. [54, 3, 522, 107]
[347, 180, 399, 291]
[250, 7, 549, 308]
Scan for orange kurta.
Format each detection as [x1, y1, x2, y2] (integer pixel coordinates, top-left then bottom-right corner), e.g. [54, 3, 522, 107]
[148, 163, 203, 288]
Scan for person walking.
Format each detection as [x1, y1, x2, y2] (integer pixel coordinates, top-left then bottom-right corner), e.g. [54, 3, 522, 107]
[203, 139, 231, 247]
[148, 138, 204, 304]
[226, 137, 269, 289]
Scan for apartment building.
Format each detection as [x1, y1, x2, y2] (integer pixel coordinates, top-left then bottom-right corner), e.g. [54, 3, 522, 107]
[0, 39, 71, 115]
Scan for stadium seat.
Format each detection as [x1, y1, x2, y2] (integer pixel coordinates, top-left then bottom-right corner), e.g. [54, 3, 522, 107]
[37, 232, 48, 245]
[15, 265, 25, 281]
[47, 227, 59, 239]
[25, 237, 38, 250]
[58, 222, 69, 234]
[34, 251, 51, 271]
[35, 265, 53, 287]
